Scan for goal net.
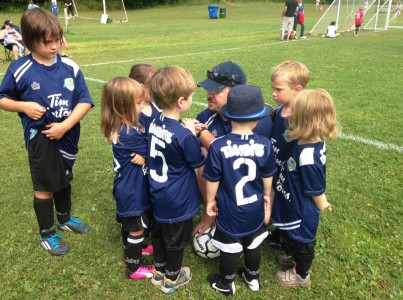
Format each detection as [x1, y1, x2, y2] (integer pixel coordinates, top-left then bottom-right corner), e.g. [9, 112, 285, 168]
[310, 0, 396, 35]
[71, 0, 128, 23]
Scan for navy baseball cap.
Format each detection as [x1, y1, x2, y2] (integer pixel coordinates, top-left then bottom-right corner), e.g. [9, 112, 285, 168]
[221, 85, 272, 122]
[198, 61, 246, 93]
[4, 20, 13, 26]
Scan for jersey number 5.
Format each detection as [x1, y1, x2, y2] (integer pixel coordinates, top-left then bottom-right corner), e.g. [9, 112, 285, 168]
[149, 135, 168, 183]
[233, 158, 258, 206]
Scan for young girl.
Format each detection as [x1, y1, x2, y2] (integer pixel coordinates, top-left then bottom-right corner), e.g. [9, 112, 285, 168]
[129, 63, 160, 134]
[128, 63, 160, 256]
[271, 89, 339, 287]
[100, 77, 154, 279]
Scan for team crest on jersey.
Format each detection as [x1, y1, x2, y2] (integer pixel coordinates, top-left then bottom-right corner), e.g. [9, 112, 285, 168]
[31, 82, 40, 90]
[287, 157, 297, 172]
[63, 78, 74, 91]
[283, 129, 293, 142]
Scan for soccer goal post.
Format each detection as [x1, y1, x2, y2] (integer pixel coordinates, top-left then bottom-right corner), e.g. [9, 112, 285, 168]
[72, 0, 128, 23]
[310, 0, 395, 35]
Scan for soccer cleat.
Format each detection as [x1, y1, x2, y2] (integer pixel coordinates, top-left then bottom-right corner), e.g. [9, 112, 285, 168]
[40, 233, 69, 256]
[58, 216, 91, 234]
[301, 36, 308, 39]
[276, 254, 295, 269]
[160, 267, 192, 294]
[237, 267, 260, 292]
[151, 270, 164, 286]
[126, 265, 155, 279]
[142, 244, 154, 256]
[207, 274, 235, 296]
[275, 268, 311, 287]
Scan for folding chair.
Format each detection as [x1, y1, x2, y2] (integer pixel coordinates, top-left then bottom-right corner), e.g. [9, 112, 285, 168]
[4, 47, 13, 61]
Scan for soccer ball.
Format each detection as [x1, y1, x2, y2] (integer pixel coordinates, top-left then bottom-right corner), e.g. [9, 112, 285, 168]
[193, 226, 220, 259]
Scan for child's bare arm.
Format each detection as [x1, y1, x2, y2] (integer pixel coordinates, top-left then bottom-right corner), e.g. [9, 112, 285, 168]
[0, 97, 46, 120]
[130, 152, 145, 165]
[41, 103, 91, 140]
[263, 177, 273, 224]
[312, 194, 332, 211]
[205, 181, 219, 217]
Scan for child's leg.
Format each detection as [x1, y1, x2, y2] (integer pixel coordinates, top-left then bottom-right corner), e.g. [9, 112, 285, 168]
[33, 191, 55, 237]
[125, 231, 144, 272]
[165, 248, 185, 281]
[243, 245, 261, 282]
[219, 251, 239, 285]
[294, 242, 315, 279]
[151, 222, 166, 275]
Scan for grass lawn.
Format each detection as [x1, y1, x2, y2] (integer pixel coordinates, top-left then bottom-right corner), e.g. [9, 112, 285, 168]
[0, 1, 402, 299]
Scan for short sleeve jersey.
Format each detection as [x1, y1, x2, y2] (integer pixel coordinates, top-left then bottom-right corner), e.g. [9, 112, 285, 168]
[139, 102, 161, 135]
[112, 125, 150, 217]
[0, 55, 94, 168]
[271, 142, 327, 244]
[355, 11, 364, 25]
[203, 133, 277, 238]
[147, 114, 205, 223]
[270, 105, 298, 178]
[196, 108, 273, 139]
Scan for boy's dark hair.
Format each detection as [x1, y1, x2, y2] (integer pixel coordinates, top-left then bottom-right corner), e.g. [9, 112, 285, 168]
[21, 7, 63, 52]
[330, 21, 336, 26]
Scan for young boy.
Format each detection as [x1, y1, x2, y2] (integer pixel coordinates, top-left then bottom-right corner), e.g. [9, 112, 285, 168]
[354, 7, 364, 37]
[203, 85, 277, 296]
[268, 60, 310, 252]
[147, 65, 205, 294]
[0, 8, 93, 256]
[50, 1, 59, 18]
[271, 89, 338, 287]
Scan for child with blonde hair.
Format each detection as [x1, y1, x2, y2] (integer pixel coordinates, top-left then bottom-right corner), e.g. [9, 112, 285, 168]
[271, 89, 339, 287]
[268, 60, 310, 251]
[147, 65, 205, 294]
[100, 77, 154, 279]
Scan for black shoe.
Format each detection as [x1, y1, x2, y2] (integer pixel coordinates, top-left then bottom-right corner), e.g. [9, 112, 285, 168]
[207, 274, 235, 296]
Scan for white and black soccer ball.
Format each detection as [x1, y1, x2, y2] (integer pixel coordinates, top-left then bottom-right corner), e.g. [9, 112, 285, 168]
[193, 226, 220, 259]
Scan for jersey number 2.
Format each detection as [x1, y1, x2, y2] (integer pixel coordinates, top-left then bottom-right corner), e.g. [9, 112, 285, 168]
[233, 158, 257, 206]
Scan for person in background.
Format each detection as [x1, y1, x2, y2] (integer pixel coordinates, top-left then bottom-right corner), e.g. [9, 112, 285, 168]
[354, 7, 364, 37]
[280, 0, 298, 41]
[28, 0, 39, 10]
[50, 0, 58, 18]
[293, 0, 307, 39]
[324, 21, 340, 38]
[65, 0, 75, 19]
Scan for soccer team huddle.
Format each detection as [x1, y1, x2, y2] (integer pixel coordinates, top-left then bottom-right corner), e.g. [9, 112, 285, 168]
[0, 7, 339, 297]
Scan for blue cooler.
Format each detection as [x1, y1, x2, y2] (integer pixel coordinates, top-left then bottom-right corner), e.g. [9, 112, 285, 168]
[208, 5, 219, 19]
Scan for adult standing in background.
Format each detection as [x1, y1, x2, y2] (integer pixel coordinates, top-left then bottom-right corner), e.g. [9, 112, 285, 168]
[280, 0, 298, 41]
[65, 0, 75, 19]
[293, 0, 307, 39]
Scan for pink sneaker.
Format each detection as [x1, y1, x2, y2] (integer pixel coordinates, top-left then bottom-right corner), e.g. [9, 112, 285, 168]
[126, 265, 155, 279]
[142, 244, 154, 256]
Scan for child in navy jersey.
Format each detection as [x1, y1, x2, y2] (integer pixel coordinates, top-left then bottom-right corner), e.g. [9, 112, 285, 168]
[268, 60, 310, 252]
[129, 63, 160, 134]
[0, 8, 93, 256]
[203, 85, 277, 296]
[271, 89, 339, 287]
[147, 65, 205, 294]
[101, 77, 154, 280]
[128, 63, 160, 257]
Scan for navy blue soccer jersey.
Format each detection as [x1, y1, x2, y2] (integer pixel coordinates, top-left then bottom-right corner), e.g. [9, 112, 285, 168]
[271, 142, 327, 244]
[196, 108, 273, 139]
[270, 105, 298, 175]
[147, 115, 205, 223]
[203, 133, 277, 238]
[0, 55, 94, 168]
[113, 125, 151, 217]
[139, 102, 161, 135]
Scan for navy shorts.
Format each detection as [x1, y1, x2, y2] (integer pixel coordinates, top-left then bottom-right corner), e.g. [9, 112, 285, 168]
[151, 219, 193, 251]
[28, 132, 72, 192]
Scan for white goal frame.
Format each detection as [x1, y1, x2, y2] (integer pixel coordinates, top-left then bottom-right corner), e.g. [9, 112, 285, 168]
[310, 0, 401, 35]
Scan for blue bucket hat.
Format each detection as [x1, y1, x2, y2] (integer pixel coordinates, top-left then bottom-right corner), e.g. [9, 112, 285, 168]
[198, 61, 246, 93]
[221, 85, 272, 122]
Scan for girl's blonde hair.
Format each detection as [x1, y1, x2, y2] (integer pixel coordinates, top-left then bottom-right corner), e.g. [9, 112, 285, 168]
[100, 77, 144, 143]
[289, 89, 340, 141]
[149, 65, 195, 109]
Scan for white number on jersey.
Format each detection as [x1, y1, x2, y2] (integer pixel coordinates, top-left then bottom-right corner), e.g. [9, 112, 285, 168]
[233, 158, 258, 206]
[149, 135, 168, 183]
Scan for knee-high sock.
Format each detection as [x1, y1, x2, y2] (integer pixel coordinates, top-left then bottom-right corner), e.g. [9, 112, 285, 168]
[165, 248, 185, 281]
[125, 233, 143, 272]
[243, 245, 261, 280]
[219, 251, 239, 285]
[54, 185, 71, 224]
[34, 197, 55, 237]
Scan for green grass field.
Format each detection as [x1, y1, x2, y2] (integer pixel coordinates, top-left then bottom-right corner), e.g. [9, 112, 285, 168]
[0, 1, 402, 299]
